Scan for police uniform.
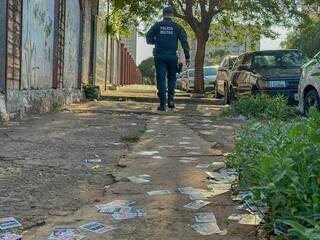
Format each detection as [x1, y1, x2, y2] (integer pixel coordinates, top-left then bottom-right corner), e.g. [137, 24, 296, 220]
[146, 15, 190, 110]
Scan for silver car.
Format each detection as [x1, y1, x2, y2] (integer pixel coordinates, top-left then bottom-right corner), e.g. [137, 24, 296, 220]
[299, 51, 320, 114]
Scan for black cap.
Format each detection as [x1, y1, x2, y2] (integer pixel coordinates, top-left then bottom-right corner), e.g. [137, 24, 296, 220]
[163, 6, 174, 16]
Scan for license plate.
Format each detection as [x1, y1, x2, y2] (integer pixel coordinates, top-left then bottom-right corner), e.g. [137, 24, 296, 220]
[294, 93, 299, 101]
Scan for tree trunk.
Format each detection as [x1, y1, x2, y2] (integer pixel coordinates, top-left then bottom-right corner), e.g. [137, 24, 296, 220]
[194, 34, 207, 94]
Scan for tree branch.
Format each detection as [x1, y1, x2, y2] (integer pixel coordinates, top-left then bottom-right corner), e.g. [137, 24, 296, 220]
[199, 0, 208, 22]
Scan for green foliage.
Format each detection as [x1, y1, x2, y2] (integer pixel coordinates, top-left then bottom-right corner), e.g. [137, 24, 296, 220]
[139, 57, 156, 85]
[83, 84, 98, 100]
[227, 108, 320, 239]
[121, 129, 146, 143]
[281, 16, 320, 58]
[223, 94, 297, 121]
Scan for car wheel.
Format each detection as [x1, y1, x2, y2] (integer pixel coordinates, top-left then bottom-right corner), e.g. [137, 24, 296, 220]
[304, 89, 320, 114]
[229, 86, 235, 103]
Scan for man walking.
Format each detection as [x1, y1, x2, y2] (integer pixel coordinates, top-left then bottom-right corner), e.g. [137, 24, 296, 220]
[146, 6, 190, 111]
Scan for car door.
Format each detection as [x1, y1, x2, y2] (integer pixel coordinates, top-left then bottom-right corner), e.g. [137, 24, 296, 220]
[237, 54, 254, 96]
[309, 53, 320, 89]
[229, 55, 245, 97]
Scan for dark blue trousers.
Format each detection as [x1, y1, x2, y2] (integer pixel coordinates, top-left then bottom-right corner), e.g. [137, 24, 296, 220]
[154, 54, 178, 107]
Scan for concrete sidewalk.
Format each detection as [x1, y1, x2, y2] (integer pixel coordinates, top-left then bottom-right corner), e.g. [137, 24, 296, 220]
[19, 100, 257, 240]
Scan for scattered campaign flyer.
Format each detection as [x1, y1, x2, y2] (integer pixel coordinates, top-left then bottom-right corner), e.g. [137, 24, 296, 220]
[0, 217, 22, 230]
[96, 200, 136, 213]
[0, 233, 22, 240]
[127, 175, 151, 183]
[194, 212, 217, 223]
[196, 164, 211, 169]
[48, 233, 85, 240]
[191, 222, 221, 235]
[147, 190, 171, 196]
[80, 222, 114, 234]
[112, 208, 145, 220]
[183, 200, 211, 210]
[228, 213, 247, 221]
[47, 227, 86, 240]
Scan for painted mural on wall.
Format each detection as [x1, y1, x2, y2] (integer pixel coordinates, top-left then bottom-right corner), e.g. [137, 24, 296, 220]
[21, 0, 54, 90]
[63, 0, 81, 89]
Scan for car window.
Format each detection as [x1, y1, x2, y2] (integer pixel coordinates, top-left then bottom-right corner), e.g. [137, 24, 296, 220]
[188, 70, 195, 78]
[243, 54, 252, 67]
[253, 51, 308, 68]
[204, 67, 217, 76]
[229, 57, 237, 70]
[221, 58, 228, 68]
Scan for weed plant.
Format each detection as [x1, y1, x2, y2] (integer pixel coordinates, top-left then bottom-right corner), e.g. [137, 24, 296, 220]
[223, 94, 297, 121]
[228, 108, 320, 239]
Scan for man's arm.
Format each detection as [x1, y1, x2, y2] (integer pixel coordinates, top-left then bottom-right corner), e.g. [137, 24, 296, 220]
[178, 26, 190, 63]
[146, 25, 156, 45]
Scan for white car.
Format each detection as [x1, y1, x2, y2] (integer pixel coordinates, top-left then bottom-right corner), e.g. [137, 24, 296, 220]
[299, 51, 320, 114]
[183, 66, 218, 92]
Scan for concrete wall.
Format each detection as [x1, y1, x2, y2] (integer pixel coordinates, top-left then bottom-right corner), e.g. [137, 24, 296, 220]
[63, 0, 81, 89]
[21, 0, 54, 90]
[6, 89, 81, 119]
[0, 0, 7, 91]
[81, 0, 93, 85]
[0, 0, 99, 120]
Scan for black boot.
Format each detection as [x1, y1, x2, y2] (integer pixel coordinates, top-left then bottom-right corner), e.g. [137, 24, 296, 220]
[157, 105, 166, 112]
[167, 97, 175, 109]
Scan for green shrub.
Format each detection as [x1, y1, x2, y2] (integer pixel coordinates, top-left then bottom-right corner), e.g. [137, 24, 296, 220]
[83, 84, 98, 100]
[223, 94, 297, 121]
[228, 108, 320, 239]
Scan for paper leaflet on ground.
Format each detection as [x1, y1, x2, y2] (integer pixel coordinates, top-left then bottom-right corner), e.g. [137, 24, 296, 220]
[239, 214, 262, 226]
[191, 222, 221, 235]
[228, 213, 262, 225]
[0, 217, 22, 230]
[183, 200, 210, 210]
[147, 190, 171, 196]
[80, 222, 114, 234]
[178, 187, 228, 200]
[84, 159, 101, 164]
[112, 208, 145, 220]
[151, 156, 165, 160]
[207, 183, 231, 190]
[183, 147, 201, 150]
[228, 213, 248, 221]
[96, 200, 136, 213]
[180, 157, 198, 161]
[194, 212, 217, 223]
[48, 227, 85, 240]
[127, 175, 151, 183]
[136, 151, 159, 156]
[205, 169, 237, 183]
[0, 233, 22, 240]
[179, 160, 195, 163]
[196, 164, 210, 169]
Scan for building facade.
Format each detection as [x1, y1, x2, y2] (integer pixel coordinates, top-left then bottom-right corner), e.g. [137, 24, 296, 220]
[0, 0, 141, 120]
